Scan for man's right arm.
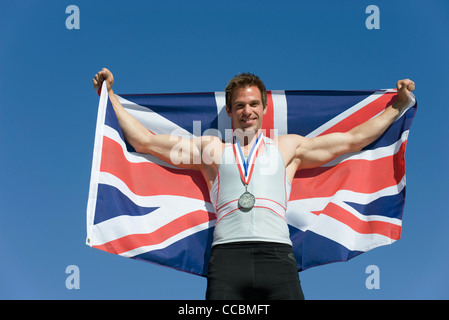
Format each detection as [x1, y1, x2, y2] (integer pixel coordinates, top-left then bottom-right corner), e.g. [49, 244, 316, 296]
[92, 68, 205, 169]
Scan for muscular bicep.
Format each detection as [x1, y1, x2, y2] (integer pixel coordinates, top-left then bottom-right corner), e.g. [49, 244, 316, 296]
[137, 134, 201, 169]
[295, 132, 356, 170]
[138, 134, 222, 170]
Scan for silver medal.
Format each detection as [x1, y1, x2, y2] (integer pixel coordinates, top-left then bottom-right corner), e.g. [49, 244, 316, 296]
[238, 191, 256, 209]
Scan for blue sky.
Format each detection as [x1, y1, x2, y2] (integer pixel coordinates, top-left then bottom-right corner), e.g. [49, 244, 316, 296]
[1, 0, 448, 299]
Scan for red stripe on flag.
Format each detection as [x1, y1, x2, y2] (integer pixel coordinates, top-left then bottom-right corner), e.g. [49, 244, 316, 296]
[262, 91, 275, 139]
[312, 202, 401, 240]
[100, 136, 210, 201]
[290, 141, 407, 200]
[318, 92, 398, 136]
[94, 210, 215, 255]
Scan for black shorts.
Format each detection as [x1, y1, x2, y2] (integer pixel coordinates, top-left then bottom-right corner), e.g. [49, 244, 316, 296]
[206, 242, 305, 300]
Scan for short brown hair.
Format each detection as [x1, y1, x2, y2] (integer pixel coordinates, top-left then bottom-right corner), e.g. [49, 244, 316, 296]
[225, 73, 267, 109]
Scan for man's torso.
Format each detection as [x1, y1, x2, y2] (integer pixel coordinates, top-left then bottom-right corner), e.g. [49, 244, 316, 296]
[208, 136, 292, 246]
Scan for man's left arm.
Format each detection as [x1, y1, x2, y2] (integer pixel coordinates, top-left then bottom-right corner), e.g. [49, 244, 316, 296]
[294, 79, 415, 170]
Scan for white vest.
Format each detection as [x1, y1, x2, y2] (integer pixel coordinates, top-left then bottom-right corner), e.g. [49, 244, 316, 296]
[210, 137, 292, 246]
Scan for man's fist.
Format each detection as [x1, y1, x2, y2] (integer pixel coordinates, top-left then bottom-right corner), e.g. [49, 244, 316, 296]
[93, 68, 114, 95]
[397, 79, 415, 92]
[395, 79, 415, 108]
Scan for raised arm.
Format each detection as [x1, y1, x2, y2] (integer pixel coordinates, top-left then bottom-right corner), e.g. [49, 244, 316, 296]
[92, 68, 219, 170]
[281, 79, 415, 175]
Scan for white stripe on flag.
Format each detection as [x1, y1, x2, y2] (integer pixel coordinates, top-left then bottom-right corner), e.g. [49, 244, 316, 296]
[214, 91, 230, 140]
[271, 90, 288, 135]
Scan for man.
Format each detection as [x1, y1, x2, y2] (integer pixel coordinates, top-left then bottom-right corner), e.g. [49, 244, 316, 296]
[92, 68, 415, 299]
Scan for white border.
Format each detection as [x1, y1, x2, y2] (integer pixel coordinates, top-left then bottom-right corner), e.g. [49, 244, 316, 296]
[85, 82, 108, 246]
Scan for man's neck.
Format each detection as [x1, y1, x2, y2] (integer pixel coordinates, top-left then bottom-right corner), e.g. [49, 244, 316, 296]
[233, 129, 262, 153]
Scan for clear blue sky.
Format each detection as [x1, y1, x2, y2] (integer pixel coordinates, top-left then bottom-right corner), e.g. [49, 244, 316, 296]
[1, 0, 448, 300]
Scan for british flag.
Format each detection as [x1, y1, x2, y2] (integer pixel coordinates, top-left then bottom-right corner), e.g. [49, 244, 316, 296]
[86, 82, 417, 276]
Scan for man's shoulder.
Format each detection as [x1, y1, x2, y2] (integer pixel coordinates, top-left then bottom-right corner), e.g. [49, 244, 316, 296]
[277, 134, 306, 146]
[277, 134, 308, 160]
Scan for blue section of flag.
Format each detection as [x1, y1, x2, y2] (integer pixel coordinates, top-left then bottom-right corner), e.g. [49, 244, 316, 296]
[345, 190, 405, 219]
[119, 93, 219, 134]
[94, 184, 159, 225]
[288, 225, 363, 271]
[285, 90, 374, 136]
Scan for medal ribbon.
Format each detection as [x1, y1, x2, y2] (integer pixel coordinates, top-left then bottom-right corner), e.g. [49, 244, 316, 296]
[232, 131, 264, 185]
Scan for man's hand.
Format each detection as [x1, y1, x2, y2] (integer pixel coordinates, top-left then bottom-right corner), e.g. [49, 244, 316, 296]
[394, 79, 415, 110]
[92, 68, 114, 95]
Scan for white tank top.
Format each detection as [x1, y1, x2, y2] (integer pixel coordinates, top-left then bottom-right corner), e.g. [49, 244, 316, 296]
[209, 136, 292, 246]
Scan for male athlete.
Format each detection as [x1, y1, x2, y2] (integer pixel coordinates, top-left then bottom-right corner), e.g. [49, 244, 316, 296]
[93, 68, 415, 300]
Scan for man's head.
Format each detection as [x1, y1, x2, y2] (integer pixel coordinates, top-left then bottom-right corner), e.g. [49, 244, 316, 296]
[225, 73, 267, 110]
[225, 73, 268, 133]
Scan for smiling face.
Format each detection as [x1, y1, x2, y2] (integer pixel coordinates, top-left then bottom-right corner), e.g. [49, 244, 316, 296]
[226, 85, 267, 133]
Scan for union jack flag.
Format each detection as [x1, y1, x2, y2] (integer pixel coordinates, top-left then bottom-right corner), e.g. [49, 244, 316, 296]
[86, 82, 417, 276]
